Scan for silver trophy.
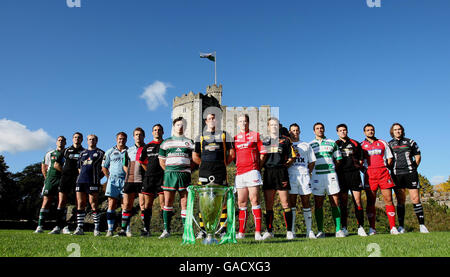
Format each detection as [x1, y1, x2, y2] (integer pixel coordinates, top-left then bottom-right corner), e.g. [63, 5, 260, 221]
[195, 176, 228, 245]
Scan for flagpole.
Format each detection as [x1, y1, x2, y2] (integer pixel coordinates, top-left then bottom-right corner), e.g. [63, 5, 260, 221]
[214, 51, 217, 85]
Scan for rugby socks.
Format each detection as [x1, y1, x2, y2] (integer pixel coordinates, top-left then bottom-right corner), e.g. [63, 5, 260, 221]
[291, 207, 297, 233]
[121, 210, 131, 231]
[92, 210, 100, 231]
[413, 203, 425, 225]
[397, 204, 405, 227]
[56, 208, 66, 229]
[163, 206, 174, 232]
[238, 207, 247, 234]
[77, 210, 86, 229]
[303, 208, 313, 234]
[385, 205, 396, 230]
[142, 209, 152, 231]
[366, 205, 376, 229]
[355, 205, 364, 227]
[38, 208, 49, 227]
[106, 209, 115, 231]
[265, 210, 274, 233]
[331, 206, 342, 232]
[314, 207, 324, 232]
[339, 202, 348, 229]
[181, 210, 187, 226]
[252, 206, 262, 233]
[283, 208, 293, 232]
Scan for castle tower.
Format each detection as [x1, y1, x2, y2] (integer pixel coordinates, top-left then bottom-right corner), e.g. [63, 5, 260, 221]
[206, 84, 222, 105]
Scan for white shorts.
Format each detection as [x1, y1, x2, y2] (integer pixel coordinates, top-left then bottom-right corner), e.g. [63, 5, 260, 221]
[311, 172, 340, 196]
[235, 170, 263, 189]
[289, 173, 312, 195]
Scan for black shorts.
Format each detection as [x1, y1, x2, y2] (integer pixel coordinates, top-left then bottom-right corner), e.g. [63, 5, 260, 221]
[59, 174, 78, 194]
[198, 162, 227, 186]
[142, 175, 164, 195]
[392, 172, 420, 189]
[337, 170, 363, 192]
[263, 167, 290, 191]
[123, 182, 142, 194]
[75, 183, 100, 194]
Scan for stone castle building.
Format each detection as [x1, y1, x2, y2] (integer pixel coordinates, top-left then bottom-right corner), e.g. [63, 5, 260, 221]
[172, 84, 275, 139]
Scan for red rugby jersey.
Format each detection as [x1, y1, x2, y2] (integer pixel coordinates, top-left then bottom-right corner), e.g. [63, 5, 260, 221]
[361, 138, 393, 169]
[234, 131, 266, 175]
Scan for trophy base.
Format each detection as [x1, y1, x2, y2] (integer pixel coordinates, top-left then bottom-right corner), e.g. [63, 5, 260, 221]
[202, 234, 219, 245]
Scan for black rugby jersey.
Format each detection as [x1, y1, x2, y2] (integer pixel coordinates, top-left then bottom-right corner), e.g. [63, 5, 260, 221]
[388, 137, 421, 175]
[336, 138, 363, 173]
[262, 135, 295, 168]
[56, 145, 85, 177]
[139, 140, 164, 176]
[194, 131, 233, 164]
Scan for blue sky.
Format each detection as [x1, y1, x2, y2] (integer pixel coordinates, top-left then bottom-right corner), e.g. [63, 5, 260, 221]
[0, 0, 449, 184]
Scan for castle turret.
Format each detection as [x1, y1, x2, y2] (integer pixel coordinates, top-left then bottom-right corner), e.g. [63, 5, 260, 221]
[206, 84, 223, 105]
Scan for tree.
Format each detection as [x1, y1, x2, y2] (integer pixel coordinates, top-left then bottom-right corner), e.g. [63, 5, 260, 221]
[435, 176, 450, 193]
[0, 155, 15, 219]
[418, 173, 433, 196]
[12, 163, 45, 220]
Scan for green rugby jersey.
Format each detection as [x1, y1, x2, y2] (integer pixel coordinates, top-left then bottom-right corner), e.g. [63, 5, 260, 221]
[42, 149, 63, 180]
[309, 137, 342, 174]
[158, 136, 194, 173]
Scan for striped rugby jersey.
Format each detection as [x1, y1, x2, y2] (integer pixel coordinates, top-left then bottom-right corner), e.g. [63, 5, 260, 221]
[388, 137, 420, 175]
[159, 136, 194, 173]
[309, 137, 342, 174]
[124, 144, 145, 183]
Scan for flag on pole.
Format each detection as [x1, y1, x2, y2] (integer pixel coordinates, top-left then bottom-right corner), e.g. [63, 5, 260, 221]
[200, 52, 215, 62]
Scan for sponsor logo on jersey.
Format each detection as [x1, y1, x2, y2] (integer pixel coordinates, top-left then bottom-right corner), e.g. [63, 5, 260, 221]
[368, 149, 382, 155]
[388, 212, 395, 217]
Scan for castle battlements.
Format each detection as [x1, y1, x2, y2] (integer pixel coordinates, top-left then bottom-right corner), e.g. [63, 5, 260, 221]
[172, 84, 273, 139]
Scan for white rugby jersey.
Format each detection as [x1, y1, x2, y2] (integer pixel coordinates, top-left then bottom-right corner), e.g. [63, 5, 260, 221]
[288, 140, 316, 175]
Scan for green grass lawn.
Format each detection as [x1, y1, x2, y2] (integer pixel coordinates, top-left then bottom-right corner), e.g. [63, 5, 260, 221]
[1, 229, 449, 257]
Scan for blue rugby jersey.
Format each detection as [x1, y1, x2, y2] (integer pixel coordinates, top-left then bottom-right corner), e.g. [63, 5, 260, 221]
[77, 148, 105, 184]
[102, 146, 128, 177]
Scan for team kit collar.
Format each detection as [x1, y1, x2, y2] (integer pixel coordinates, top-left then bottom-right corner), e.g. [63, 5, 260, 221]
[113, 145, 128, 152]
[365, 137, 378, 143]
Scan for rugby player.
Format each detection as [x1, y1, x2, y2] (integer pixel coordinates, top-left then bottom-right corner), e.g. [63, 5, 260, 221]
[73, 134, 105, 236]
[158, 117, 195, 239]
[287, 123, 317, 239]
[138, 124, 166, 237]
[335, 124, 367, 237]
[51, 132, 84, 234]
[261, 117, 296, 240]
[34, 136, 66, 233]
[192, 112, 235, 239]
[388, 123, 429, 233]
[102, 132, 128, 237]
[361, 124, 399, 235]
[118, 127, 146, 237]
[310, 123, 345, 238]
[233, 114, 266, 240]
